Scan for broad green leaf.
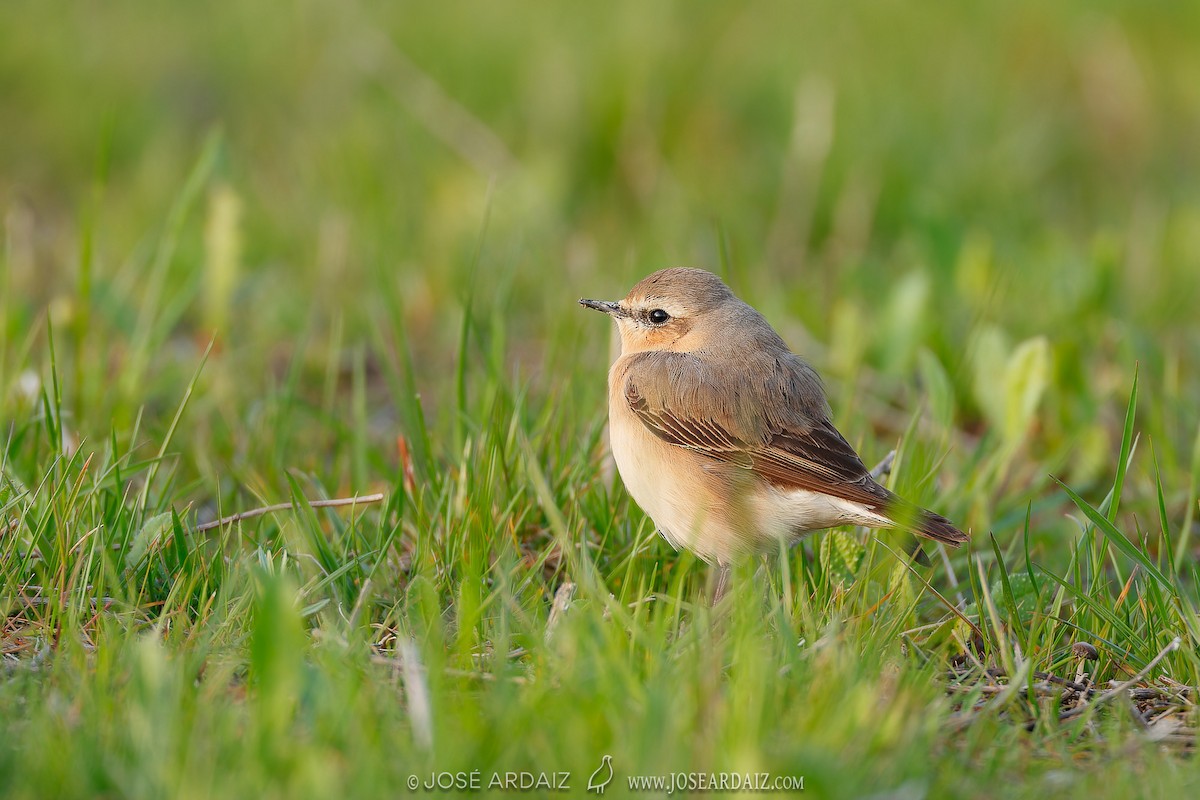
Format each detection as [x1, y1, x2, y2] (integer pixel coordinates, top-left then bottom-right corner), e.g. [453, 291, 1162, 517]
[126, 512, 173, 570]
[887, 558, 916, 611]
[971, 324, 1010, 428]
[1003, 336, 1050, 450]
[879, 270, 930, 372]
[820, 530, 865, 583]
[829, 299, 867, 378]
[916, 348, 954, 431]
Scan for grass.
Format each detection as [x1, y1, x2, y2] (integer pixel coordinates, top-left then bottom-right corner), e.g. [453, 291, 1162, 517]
[4, 1, 1200, 797]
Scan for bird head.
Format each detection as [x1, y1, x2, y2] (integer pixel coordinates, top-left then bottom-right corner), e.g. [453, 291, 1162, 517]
[579, 268, 740, 355]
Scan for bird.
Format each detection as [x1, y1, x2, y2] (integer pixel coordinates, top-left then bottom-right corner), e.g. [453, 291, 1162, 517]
[579, 268, 967, 597]
[587, 754, 613, 794]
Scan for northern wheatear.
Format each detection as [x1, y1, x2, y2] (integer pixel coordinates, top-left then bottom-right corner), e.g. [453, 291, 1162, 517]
[580, 268, 966, 592]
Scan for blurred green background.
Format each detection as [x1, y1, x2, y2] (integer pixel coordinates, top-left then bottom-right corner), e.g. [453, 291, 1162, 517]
[5, 2, 1198, 403]
[5, 2, 1200, 797]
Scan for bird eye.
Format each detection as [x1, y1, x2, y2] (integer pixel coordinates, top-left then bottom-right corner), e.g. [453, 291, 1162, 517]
[648, 309, 670, 324]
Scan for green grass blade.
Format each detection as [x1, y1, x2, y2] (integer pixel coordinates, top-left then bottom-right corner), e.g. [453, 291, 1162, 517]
[1053, 476, 1177, 598]
[1108, 365, 1138, 523]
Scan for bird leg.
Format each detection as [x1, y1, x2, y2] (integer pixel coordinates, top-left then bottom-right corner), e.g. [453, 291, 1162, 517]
[865, 449, 929, 564]
[710, 563, 732, 606]
[869, 449, 896, 481]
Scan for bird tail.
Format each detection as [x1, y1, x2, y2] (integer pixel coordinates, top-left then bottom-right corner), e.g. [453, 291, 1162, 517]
[882, 495, 969, 547]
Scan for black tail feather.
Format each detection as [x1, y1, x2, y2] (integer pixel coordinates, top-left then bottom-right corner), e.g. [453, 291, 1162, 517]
[882, 495, 969, 547]
[913, 508, 970, 546]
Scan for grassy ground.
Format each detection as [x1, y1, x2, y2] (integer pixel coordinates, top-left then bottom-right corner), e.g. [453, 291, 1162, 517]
[4, 1, 1200, 797]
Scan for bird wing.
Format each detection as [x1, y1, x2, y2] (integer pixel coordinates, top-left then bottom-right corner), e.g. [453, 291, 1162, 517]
[619, 352, 964, 546]
[620, 351, 889, 510]
[620, 350, 968, 545]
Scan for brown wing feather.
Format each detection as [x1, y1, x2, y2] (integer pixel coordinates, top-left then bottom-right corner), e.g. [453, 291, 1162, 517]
[621, 352, 968, 546]
[753, 422, 893, 510]
[626, 365, 880, 500]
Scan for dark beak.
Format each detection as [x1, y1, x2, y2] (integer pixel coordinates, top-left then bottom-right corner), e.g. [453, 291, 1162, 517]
[578, 298, 624, 316]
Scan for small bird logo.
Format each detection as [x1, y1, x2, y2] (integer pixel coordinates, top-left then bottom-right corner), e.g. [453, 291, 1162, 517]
[587, 754, 614, 794]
